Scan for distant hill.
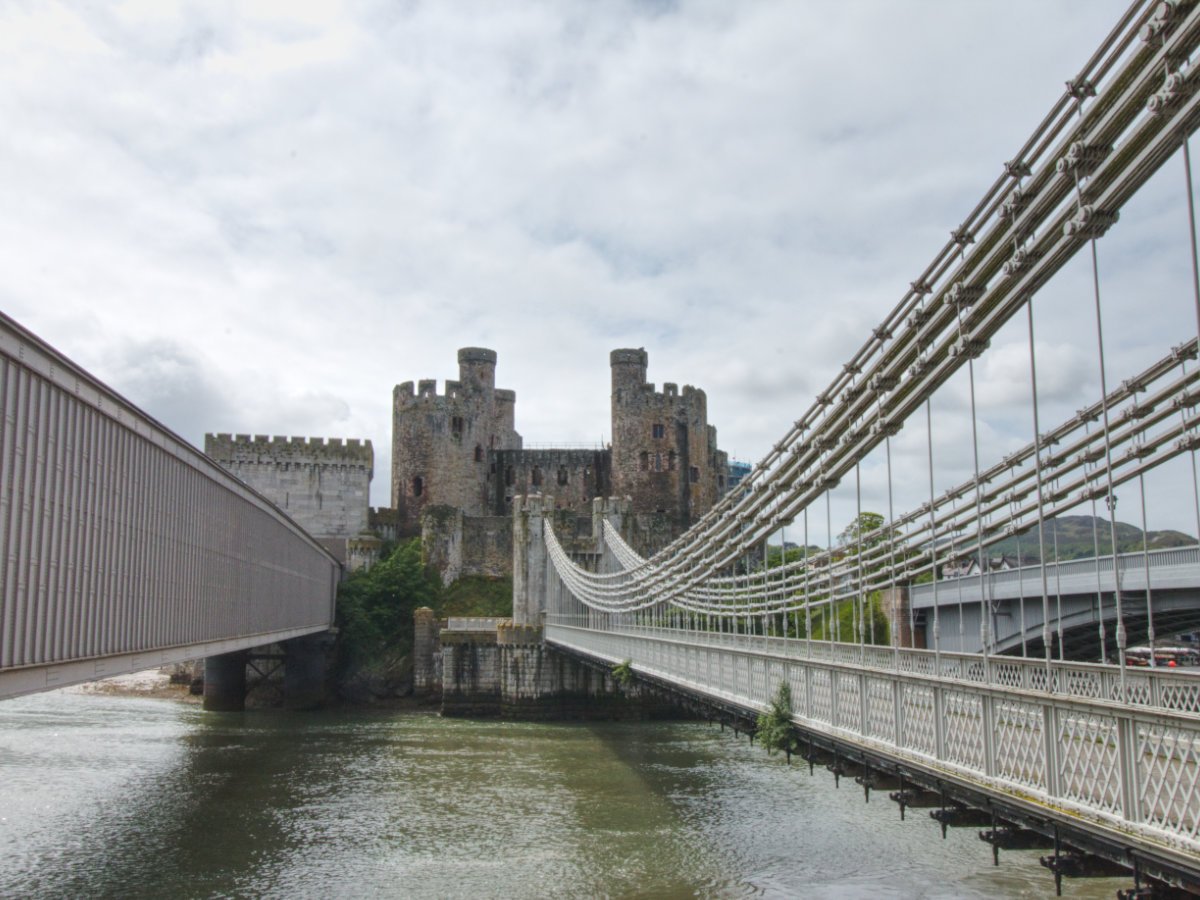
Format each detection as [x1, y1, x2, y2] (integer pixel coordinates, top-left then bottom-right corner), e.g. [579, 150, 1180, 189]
[982, 515, 1194, 565]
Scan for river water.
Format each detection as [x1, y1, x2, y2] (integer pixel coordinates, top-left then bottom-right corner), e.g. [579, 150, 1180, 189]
[0, 690, 1130, 899]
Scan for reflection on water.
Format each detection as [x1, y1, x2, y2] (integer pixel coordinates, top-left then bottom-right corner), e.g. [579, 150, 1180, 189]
[0, 691, 1129, 898]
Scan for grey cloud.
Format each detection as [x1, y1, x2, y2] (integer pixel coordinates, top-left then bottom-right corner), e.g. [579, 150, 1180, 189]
[8, 0, 1179, 522]
[100, 339, 236, 447]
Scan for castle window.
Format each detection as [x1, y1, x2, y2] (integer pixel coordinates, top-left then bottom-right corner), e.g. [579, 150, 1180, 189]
[689, 466, 700, 483]
[639, 451, 649, 472]
[412, 476, 424, 497]
[652, 423, 665, 439]
[654, 453, 662, 472]
[718, 474, 726, 488]
[475, 444, 484, 462]
[451, 416, 463, 439]
[532, 466, 542, 487]
[505, 466, 514, 486]
[668, 450, 676, 471]
[557, 466, 569, 485]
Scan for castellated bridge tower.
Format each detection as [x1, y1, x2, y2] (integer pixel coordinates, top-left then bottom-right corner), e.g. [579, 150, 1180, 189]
[391, 347, 522, 534]
[610, 348, 728, 529]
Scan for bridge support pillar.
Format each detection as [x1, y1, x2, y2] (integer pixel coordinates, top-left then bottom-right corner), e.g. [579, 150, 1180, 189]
[513, 495, 548, 626]
[203, 650, 248, 711]
[880, 586, 918, 648]
[283, 633, 330, 710]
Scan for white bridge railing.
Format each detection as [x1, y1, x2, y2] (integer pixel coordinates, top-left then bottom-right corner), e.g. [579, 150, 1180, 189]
[551, 618, 1200, 713]
[546, 620, 1200, 864]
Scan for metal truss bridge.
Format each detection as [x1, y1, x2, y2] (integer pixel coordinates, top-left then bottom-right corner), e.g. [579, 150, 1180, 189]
[522, 2, 1200, 891]
[0, 312, 340, 701]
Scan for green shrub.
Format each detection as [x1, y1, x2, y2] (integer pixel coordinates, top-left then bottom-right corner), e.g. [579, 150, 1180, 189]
[334, 539, 438, 675]
[612, 659, 634, 688]
[438, 575, 513, 617]
[756, 681, 796, 756]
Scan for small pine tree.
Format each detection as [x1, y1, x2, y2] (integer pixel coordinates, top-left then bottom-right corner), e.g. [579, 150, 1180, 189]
[756, 681, 795, 756]
[611, 659, 634, 688]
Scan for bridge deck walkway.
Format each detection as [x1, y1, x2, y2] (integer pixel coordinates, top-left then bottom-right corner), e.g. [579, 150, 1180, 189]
[546, 621, 1200, 887]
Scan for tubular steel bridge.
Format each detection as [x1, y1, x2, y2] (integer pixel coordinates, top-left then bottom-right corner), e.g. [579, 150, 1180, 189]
[524, 3, 1200, 892]
[0, 312, 339, 701]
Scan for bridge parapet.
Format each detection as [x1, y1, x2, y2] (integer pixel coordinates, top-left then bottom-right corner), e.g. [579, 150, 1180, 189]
[0, 312, 340, 700]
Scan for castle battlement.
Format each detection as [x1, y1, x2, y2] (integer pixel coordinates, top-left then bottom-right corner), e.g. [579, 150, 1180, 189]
[629, 381, 705, 404]
[204, 432, 374, 555]
[393, 378, 490, 403]
[206, 433, 373, 469]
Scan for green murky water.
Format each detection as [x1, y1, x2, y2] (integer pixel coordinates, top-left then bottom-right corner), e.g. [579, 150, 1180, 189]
[0, 691, 1129, 898]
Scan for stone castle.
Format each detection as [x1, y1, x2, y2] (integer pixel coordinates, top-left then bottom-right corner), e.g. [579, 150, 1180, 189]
[205, 346, 730, 579]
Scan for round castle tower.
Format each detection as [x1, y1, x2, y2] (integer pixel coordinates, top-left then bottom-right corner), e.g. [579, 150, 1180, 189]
[391, 348, 521, 534]
[610, 347, 722, 528]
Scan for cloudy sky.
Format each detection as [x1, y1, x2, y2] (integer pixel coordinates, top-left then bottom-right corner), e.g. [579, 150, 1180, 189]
[8, 0, 1194, 535]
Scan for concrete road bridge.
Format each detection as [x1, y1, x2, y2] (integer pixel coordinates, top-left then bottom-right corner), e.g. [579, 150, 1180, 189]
[911, 545, 1200, 658]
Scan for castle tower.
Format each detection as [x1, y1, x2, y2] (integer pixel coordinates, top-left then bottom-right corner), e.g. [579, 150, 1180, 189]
[610, 347, 648, 397]
[610, 348, 726, 530]
[204, 433, 373, 563]
[391, 348, 522, 534]
[457, 347, 497, 395]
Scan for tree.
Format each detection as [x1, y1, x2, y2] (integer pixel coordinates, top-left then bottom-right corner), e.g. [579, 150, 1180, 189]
[756, 681, 796, 757]
[335, 539, 439, 674]
[838, 511, 886, 548]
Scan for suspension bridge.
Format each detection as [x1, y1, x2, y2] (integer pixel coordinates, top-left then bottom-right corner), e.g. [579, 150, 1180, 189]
[3, 0, 1200, 892]
[518, 2, 1200, 892]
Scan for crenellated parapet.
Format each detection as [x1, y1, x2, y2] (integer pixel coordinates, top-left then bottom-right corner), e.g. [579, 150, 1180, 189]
[206, 433, 374, 475]
[393, 379, 470, 405]
[497, 621, 542, 646]
[204, 432, 373, 556]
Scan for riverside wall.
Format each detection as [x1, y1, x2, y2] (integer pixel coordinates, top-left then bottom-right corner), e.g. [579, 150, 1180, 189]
[427, 616, 674, 720]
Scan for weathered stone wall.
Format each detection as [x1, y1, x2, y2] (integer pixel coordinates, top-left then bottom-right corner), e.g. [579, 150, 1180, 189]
[487, 448, 611, 516]
[462, 515, 515, 577]
[420, 505, 465, 583]
[368, 506, 403, 543]
[434, 615, 675, 720]
[205, 433, 373, 560]
[421, 506, 513, 584]
[609, 348, 727, 531]
[625, 511, 681, 559]
[391, 348, 522, 533]
[440, 630, 501, 716]
[346, 534, 382, 573]
[413, 607, 444, 697]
